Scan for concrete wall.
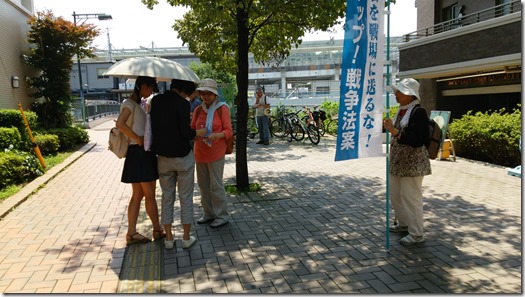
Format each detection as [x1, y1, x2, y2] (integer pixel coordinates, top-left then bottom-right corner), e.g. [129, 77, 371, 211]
[0, 0, 34, 110]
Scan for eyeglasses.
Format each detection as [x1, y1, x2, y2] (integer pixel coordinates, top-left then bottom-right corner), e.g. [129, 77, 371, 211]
[200, 91, 215, 96]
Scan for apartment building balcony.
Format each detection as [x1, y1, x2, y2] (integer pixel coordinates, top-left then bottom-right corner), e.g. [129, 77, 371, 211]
[398, 1, 521, 79]
[396, 1, 521, 118]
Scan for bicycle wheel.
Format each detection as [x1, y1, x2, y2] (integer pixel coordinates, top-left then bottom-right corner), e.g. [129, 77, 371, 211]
[248, 117, 258, 139]
[307, 124, 320, 145]
[271, 117, 286, 138]
[327, 118, 339, 136]
[291, 119, 305, 141]
[317, 119, 325, 136]
[285, 119, 293, 142]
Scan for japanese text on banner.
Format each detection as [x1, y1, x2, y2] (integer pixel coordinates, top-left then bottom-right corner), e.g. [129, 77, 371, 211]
[335, 0, 384, 161]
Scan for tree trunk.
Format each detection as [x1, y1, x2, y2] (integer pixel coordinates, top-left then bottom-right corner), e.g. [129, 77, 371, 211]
[235, 4, 250, 190]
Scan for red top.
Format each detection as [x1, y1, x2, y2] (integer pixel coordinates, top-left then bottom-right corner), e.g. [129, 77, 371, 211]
[191, 105, 233, 163]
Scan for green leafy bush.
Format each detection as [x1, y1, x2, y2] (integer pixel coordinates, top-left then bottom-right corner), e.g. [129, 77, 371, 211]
[0, 150, 43, 190]
[449, 107, 521, 167]
[44, 126, 89, 151]
[34, 134, 60, 156]
[383, 105, 399, 120]
[0, 109, 39, 150]
[320, 100, 339, 118]
[0, 127, 22, 150]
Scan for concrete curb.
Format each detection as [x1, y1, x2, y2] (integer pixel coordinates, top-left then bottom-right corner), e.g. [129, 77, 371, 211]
[0, 141, 97, 220]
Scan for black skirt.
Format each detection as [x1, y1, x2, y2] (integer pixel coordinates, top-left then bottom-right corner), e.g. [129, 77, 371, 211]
[121, 145, 159, 183]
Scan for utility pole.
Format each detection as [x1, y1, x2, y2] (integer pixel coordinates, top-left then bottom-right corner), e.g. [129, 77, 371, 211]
[107, 26, 113, 62]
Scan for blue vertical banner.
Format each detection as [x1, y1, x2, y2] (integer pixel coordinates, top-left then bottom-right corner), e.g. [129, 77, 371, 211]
[335, 0, 385, 161]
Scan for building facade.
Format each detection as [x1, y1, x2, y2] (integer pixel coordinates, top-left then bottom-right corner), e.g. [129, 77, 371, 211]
[76, 37, 403, 107]
[398, 0, 521, 120]
[0, 0, 34, 110]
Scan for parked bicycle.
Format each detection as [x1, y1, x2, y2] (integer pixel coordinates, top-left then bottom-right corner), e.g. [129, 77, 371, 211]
[302, 106, 326, 136]
[287, 110, 320, 145]
[247, 110, 258, 139]
[312, 106, 327, 136]
[271, 105, 290, 139]
[324, 114, 339, 136]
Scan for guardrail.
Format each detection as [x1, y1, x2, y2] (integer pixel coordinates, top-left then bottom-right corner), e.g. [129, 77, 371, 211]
[401, 1, 521, 42]
[71, 98, 120, 123]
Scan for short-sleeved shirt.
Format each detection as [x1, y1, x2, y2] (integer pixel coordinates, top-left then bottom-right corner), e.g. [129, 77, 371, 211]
[121, 99, 146, 145]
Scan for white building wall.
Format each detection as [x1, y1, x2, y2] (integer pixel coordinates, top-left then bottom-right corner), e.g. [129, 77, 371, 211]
[0, 0, 34, 110]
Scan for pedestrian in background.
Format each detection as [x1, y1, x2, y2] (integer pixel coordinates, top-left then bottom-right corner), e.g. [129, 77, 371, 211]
[252, 86, 270, 145]
[383, 78, 431, 245]
[187, 90, 202, 114]
[191, 78, 233, 228]
[149, 79, 207, 250]
[115, 76, 165, 245]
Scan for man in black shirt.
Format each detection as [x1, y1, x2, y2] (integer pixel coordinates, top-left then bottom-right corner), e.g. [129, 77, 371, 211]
[150, 79, 207, 250]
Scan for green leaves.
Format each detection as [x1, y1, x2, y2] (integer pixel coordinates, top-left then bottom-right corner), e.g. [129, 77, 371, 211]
[25, 10, 100, 128]
[143, 0, 346, 189]
[449, 107, 521, 167]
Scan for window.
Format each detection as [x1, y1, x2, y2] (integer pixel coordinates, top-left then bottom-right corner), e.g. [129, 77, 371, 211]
[496, 0, 512, 16]
[97, 68, 110, 79]
[316, 86, 330, 95]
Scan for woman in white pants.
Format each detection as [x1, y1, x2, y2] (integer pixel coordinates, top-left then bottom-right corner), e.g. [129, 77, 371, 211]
[383, 78, 431, 245]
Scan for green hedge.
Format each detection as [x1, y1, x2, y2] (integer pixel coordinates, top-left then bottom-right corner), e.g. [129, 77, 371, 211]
[0, 127, 22, 150]
[0, 109, 39, 151]
[449, 107, 521, 167]
[0, 109, 90, 191]
[42, 126, 89, 151]
[34, 134, 60, 156]
[0, 150, 43, 190]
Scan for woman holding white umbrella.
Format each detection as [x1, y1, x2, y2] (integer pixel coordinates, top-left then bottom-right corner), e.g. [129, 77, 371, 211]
[116, 75, 165, 245]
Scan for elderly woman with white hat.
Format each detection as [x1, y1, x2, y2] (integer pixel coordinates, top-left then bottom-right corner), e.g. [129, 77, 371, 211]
[383, 78, 431, 245]
[191, 78, 233, 228]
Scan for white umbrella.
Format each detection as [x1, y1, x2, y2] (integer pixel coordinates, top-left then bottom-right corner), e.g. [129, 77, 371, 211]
[103, 56, 200, 83]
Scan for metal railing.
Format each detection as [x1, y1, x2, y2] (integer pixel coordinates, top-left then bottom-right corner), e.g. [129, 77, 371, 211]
[71, 99, 120, 123]
[402, 1, 521, 42]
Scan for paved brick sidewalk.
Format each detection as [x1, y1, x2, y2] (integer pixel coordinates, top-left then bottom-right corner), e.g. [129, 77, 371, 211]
[0, 117, 521, 293]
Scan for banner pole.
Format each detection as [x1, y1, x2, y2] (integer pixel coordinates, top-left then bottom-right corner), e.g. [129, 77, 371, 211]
[385, 0, 392, 252]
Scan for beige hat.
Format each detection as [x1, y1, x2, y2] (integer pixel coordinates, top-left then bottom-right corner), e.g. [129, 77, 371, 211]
[392, 78, 420, 100]
[196, 78, 219, 96]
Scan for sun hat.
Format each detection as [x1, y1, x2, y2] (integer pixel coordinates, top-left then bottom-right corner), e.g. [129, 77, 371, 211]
[196, 78, 219, 96]
[392, 78, 420, 100]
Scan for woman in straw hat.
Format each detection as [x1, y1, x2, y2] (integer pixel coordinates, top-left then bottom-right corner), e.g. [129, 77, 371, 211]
[191, 78, 233, 228]
[383, 78, 431, 245]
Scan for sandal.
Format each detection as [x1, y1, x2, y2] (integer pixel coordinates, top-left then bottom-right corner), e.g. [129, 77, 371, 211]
[153, 229, 166, 240]
[126, 232, 151, 245]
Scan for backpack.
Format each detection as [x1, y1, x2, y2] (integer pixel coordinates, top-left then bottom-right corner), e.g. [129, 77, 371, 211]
[427, 118, 443, 160]
[194, 105, 234, 154]
[108, 102, 135, 158]
[412, 105, 443, 160]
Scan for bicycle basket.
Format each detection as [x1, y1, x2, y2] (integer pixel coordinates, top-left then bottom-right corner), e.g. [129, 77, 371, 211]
[319, 110, 327, 120]
[312, 111, 320, 121]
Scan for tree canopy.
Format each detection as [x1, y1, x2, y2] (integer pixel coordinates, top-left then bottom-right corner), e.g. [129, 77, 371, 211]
[25, 10, 100, 128]
[142, 0, 346, 189]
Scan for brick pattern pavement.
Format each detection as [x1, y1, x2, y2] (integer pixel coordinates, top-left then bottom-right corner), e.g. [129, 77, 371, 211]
[0, 117, 521, 293]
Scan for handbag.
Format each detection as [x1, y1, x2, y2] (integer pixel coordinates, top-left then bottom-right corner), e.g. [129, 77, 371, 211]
[108, 101, 135, 158]
[263, 95, 271, 116]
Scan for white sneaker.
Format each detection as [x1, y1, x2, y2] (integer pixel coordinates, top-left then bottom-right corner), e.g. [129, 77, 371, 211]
[399, 234, 425, 245]
[210, 218, 229, 228]
[181, 236, 196, 249]
[165, 238, 175, 250]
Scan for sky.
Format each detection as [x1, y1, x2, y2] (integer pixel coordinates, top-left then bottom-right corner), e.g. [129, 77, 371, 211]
[33, 0, 417, 50]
